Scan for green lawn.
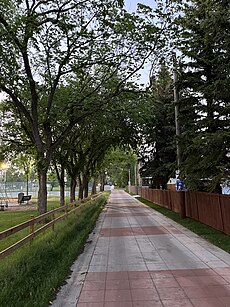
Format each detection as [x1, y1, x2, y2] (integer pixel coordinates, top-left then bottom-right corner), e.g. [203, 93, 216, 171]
[0, 197, 89, 252]
[0, 199, 72, 232]
[0, 192, 109, 307]
[137, 197, 230, 254]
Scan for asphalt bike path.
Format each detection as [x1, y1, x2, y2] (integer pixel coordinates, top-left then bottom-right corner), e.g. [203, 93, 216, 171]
[53, 190, 230, 307]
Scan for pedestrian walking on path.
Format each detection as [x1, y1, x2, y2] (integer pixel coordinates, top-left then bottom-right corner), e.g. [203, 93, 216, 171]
[53, 190, 230, 307]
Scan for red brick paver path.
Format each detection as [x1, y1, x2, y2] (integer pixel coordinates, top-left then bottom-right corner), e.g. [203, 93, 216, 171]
[53, 190, 230, 307]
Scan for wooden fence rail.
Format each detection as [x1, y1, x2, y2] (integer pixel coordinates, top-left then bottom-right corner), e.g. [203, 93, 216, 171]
[0, 193, 101, 260]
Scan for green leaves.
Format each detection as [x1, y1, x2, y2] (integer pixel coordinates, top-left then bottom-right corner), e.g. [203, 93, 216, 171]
[0, 0, 176, 212]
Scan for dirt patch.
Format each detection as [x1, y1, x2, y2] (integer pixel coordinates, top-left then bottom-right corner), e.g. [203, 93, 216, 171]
[6, 205, 36, 211]
[1, 197, 59, 211]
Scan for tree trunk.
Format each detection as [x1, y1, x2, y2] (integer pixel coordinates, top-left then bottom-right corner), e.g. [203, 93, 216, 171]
[38, 170, 48, 214]
[100, 175, 105, 192]
[59, 167, 65, 206]
[60, 181, 65, 206]
[70, 177, 77, 202]
[92, 177, 97, 195]
[26, 172, 29, 195]
[78, 175, 83, 200]
[83, 174, 89, 198]
[54, 163, 65, 206]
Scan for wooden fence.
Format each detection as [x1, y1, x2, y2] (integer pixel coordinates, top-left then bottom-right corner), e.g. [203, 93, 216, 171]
[130, 186, 230, 235]
[0, 194, 101, 260]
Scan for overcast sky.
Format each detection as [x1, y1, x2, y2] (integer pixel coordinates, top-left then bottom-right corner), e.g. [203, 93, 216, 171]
[125, 0, 154, 12]
[124, 0, 155, 85]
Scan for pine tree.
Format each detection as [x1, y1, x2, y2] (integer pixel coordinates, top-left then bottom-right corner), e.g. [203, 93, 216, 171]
[175, 0, 230, 192]
[139, 64, 176, 189]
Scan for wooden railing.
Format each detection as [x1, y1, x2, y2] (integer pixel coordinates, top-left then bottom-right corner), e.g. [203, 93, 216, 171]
[0, 193, 101, 260]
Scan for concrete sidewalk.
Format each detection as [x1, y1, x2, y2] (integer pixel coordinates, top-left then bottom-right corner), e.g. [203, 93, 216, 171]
[53, 190, 230, 307]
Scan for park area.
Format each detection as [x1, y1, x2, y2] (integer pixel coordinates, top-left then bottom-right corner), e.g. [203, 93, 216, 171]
[0, 0, 230, 306]
[1, 190, 230, 307]
[0, 192, 109, 306]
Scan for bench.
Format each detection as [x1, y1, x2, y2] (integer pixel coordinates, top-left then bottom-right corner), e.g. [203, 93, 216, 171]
[0, 202, 8, 211]
[18, 193, 32, 205]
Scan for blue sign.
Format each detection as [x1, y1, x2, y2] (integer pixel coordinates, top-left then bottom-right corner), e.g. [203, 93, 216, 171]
[176, 180, 186, 191]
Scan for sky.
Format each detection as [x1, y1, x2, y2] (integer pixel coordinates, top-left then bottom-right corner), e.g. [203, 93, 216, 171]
[125, 0, 155, 85]
[125, 0, 154, 12]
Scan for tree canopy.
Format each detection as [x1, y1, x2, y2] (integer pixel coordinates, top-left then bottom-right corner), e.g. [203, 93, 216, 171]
[1, 0, 229, 210]
[0, 0, 168, 212]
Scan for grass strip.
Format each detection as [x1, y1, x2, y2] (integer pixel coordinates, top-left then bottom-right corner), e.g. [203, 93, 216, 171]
[0, 192, 109, 307]
[137, 197, 230, 254]
[0, 199, 79, 251]
[0, 200, 68, 232]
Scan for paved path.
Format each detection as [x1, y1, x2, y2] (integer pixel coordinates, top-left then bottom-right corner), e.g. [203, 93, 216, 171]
[53, 190, 230, 307]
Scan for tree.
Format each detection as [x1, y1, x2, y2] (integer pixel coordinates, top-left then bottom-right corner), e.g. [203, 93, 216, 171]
[138, 64, 176, 189]
[56, 84, 144, 199]
[0, 0, 165, 213]
[172, 0, 230, 192]
[100, 148, 137, 188]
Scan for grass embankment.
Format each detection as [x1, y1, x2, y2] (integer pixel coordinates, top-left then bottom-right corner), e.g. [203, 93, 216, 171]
[137, 197, 230, 254]
[0, 200, 68, 251]
[0, 192, 109, 307]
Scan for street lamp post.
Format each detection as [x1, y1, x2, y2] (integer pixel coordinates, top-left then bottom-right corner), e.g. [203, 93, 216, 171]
[128, 168, 131, 193]
[0, 161, 8, 207]
[173, 53, 181, 174]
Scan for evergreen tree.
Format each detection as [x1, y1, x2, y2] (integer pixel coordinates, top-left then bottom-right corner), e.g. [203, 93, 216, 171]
[139, 64, 176, 189]
[174, 0, 230, 192]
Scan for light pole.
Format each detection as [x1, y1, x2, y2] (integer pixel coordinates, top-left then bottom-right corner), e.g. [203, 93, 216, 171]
[173, 53, 181, 174]
[128, 168, 131, 193]
[0, 161, 8, 206]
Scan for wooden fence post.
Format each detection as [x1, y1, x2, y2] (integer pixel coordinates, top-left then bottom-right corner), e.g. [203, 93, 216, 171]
[52, 213, 55, 231]
[29, 215, 35, 243]
[64, 206, 68, 219]
[180, 191, 186, 219]
[29, 215, 35, 234]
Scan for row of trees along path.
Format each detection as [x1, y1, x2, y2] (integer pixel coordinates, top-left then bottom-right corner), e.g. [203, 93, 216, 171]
[0, 0, 168, 214]
[1, 0, 229, 214]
